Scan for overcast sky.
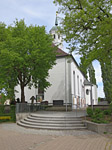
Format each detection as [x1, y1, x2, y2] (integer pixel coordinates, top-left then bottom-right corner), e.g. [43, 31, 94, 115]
[0, 0, 104, 98]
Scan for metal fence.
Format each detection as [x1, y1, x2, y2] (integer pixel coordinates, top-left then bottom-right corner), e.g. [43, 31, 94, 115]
[16, 102, 87, 115]
[16, 103, 73, 113]
[16, 103, 44, 113]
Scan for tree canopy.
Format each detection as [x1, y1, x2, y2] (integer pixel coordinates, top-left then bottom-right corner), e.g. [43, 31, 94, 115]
[54, 0, 112, 102]
[0, 19, 56, 102]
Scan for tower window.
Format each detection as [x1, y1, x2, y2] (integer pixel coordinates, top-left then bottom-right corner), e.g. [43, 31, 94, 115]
[58, 34, 60, 39]
[53, 34, 55, 39]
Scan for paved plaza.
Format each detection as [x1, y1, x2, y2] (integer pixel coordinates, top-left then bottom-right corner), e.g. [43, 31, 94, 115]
[0, 123, 112, 150]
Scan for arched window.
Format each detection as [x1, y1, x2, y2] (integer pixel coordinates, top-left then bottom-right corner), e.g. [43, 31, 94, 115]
[86, 89, 89, 95]
[53, 34, 55, 39]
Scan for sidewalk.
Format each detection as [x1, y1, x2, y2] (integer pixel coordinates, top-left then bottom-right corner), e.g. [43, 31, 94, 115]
[0, 123, 112, 150]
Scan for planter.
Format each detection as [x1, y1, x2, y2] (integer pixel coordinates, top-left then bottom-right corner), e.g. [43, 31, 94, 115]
[83, 120, 112, 134]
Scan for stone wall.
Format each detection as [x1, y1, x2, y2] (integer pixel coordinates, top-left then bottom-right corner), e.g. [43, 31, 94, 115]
[16, 113, 30, 121]
[83, 120, 112, 134]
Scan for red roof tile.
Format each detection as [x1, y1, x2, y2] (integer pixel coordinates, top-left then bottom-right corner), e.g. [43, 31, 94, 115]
[56, 47, 69, 57]
[52, 43, 68, 57]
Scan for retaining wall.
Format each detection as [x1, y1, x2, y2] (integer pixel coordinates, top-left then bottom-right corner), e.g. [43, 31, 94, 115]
[84, 120, 112, 134]
[16, 113, 30, 121]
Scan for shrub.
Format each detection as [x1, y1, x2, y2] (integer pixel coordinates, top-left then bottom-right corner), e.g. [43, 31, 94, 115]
[92, 118, 109, 124]
[109, 103, 112, 112]
[86, 107, 111, 124]
[0, 105, 16, 123]
[98, 97, 101, 102]
[92, 112, 109, 123]
[94, 108, 102, 114]
[103, 109, 111, 115]
[0, 105, 5, 114]
[10, 105, 16, 122]
[86, 107, 93, 117]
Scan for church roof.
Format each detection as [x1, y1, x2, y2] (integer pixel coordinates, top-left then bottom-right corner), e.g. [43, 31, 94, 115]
[84, 80, 92, 86]
[56, 47, 69, 57]
[50, 26, 61, 33]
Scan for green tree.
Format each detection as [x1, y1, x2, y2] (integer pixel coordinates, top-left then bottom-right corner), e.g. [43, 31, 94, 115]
[79, 57, 96, 85]
[54, 0, 112, 102]
[0, 19, 56, 103]
[88, 63, 96, 85]
[100, 59, 112, 103]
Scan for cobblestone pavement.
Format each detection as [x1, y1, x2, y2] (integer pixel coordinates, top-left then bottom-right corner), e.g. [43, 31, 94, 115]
[0, 123, 112, 150]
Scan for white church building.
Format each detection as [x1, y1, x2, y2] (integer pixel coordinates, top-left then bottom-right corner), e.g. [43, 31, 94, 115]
[15, 15, 98, 108]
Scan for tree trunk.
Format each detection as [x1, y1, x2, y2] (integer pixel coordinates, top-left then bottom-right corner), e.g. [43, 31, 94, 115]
[20, 83, 25, 103]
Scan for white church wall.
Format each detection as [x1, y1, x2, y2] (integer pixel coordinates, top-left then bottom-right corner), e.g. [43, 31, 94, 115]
[85, 85, 91, 105]
[70, 58, 86, 107]
[92, 84, 98, 105]
[15, 57, 66, 103]
[44, 57, 66, 103]
[85, 85, 98, 106]
[15, 56, 71, 104]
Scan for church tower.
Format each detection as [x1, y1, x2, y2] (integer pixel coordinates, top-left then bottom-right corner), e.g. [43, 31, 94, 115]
[49, 12, 63, 50]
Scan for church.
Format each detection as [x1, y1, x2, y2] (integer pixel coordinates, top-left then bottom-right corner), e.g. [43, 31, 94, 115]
[15, 14, 98, 108]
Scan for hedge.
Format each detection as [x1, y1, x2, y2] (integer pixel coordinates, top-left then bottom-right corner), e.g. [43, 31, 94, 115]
[0, 105, 16, 122]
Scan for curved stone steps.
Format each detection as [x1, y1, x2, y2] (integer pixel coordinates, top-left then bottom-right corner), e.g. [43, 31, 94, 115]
[17, 113, 86, 130]
[20, 119, 84, 127]
[17, 121, 86, 130]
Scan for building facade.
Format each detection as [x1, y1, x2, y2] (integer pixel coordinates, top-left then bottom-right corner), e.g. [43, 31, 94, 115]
[15, 15, 98, 108]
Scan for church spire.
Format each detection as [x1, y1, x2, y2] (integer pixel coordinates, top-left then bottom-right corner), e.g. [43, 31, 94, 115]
[50, 12, 63, 50]
[55, 11, 58, 26]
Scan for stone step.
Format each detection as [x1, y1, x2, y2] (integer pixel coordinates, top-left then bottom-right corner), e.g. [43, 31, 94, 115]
[17, 121, 87, 130]
[17, 113, 86, 130]
[20, 119, 84, 127]
[28, 115, 82, 121]
[24, 118, 83, 124]
[31, 113, 82, 119]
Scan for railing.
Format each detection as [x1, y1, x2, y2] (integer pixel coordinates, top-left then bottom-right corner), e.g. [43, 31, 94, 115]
[16, 103, 73, 113]
[72, 104, 87, 117]
[16, 102, 87, 117]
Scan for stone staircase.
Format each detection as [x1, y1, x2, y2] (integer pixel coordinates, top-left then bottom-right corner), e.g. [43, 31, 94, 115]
[17, 113, 86, 130]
